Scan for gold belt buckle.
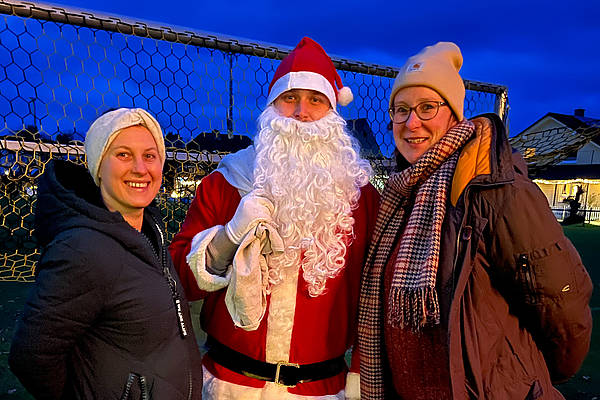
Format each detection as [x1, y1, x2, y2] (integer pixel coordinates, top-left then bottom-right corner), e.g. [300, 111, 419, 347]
[274, 361, 300, 387]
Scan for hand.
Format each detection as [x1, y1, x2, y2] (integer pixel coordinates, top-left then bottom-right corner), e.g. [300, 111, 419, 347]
[225, 191, 275, 244]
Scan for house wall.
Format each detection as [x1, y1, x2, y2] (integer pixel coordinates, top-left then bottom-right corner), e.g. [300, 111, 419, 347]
[536, 182, 557, 206]
[534, 180, 600, 208]
[587, 183, 600, 207]
[522, 118, 562, 134]
[576, 141, 600, 164]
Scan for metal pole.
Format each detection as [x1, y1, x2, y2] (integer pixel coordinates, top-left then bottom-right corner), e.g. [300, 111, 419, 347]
[585, 183, 590, 224]
[227, 52, 233, 138]
[28, 97, 36, 127]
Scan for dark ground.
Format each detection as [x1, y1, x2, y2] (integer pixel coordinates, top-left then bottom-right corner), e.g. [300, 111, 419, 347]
[1, 224, 599, 399]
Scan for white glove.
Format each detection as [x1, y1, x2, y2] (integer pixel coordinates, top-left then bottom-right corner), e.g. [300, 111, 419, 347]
[225, 191, 275, 245]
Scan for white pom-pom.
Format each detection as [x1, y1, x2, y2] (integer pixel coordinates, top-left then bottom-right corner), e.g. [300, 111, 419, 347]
[337, 86, 353, 106]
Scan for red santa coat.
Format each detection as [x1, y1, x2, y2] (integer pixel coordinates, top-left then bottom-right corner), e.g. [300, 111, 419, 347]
[170, 157, 379, 397]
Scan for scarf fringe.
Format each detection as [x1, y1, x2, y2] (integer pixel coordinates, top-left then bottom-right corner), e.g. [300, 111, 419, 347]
[388, 286, 441, 329]
[358, 119, 475, 399]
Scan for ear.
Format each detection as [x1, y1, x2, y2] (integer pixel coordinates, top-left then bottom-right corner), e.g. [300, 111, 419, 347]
[447, 114, 460, 130]
[96, 159, 105, 182]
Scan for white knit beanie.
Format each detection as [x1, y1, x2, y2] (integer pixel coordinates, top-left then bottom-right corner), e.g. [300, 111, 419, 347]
[390, 42, 465, 121]
[84, 108, 165, 186]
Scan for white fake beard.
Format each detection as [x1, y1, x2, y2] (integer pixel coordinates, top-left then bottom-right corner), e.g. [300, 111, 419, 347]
[254, 106, 372, 297]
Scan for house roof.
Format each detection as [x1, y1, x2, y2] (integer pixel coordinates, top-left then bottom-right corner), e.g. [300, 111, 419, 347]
[509, 112, 600, 170]
[546, 112, 598, 130]
[532, 163, 600, 180]
[165, 119, 383, 159]
[165, 131, 252, 153]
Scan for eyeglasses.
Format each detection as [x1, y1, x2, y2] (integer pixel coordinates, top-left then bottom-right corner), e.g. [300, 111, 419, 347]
[388, 101, 447, 124]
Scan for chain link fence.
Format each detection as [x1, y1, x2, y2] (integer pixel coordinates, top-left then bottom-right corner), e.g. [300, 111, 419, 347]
[0, 0, 509, 281]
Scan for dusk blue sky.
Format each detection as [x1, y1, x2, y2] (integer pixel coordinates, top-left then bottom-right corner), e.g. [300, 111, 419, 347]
[36, 0, 600, 136]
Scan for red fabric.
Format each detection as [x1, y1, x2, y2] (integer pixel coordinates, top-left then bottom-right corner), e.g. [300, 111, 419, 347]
[169, 171, 241, 301]
[268, 37, 343, 98]
[169, 171, 380, 396]
[383, 242, 452, 399]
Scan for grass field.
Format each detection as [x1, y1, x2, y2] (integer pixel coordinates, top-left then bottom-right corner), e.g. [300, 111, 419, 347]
[555, 224, 600, 399]
[1, 224, 599, 399]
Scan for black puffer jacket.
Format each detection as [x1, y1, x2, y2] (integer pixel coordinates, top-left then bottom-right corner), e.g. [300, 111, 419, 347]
[9, 160, 202, 399]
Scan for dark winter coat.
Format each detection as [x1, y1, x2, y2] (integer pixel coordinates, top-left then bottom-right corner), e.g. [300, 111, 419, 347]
[9, 160, 203, 400]
[436, 114, 593, 399]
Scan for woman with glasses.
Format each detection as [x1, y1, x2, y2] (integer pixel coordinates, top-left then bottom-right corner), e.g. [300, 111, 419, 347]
[358, 42, 592, 399]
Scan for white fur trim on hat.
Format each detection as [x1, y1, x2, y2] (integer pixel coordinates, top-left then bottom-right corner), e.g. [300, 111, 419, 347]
[84, 108, 165, 186]
[266, 71, 337, 110]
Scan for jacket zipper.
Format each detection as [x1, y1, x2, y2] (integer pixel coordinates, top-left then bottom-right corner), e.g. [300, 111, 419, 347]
[451, 186, 471, 295]
[136, 219, 192, 397]
[447, 158, 517, 396]
[518, 253, 539, 304]
[139, 375, 148, 400]
[151, 219, 193, 398]
[120, 373, 135, 400]
[153, 220, 193, 398]
[120, 373, 149, 400]
[157, 222, 189, 339]
[187, 370, 193, 400]
[451, 180, 509, 293]
[140, 220, 189, 338]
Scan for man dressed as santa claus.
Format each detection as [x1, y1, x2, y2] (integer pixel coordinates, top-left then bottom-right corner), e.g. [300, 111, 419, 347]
[170, 37, 380, 399]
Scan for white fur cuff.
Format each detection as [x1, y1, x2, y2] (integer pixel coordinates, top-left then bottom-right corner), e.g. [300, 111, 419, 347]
[186, 226, 232, 291]
[345, 372, 360, 399]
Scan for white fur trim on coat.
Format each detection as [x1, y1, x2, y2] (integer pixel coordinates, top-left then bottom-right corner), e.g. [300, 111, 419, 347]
[186, 225, 232, 291]
[215, 146, 255, 197]
[265, 260, 300, 364]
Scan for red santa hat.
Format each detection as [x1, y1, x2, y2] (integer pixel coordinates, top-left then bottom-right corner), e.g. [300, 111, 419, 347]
[266, 37, 353, 110]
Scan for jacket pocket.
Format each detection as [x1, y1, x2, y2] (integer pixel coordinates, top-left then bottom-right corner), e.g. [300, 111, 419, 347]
[517, 254, 539, 305]
[485, 337, 536, 399]
[525, 380, 544, 400]
[516, 238, 578, 302]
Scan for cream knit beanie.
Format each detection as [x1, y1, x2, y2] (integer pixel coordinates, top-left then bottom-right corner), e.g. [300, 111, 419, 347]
[84, 108, 165, 186]
[389, 42, 465, 121]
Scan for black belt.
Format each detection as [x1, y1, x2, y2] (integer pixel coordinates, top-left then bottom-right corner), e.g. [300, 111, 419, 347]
[205, 336, 347, 387]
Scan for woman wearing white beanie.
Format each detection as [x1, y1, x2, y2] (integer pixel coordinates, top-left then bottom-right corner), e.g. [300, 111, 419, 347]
[9, 108, 203, 399]
[358, 42, 592, 399]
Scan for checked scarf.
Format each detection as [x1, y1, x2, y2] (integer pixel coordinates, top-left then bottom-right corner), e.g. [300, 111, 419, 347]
[358, 119, 475, 398]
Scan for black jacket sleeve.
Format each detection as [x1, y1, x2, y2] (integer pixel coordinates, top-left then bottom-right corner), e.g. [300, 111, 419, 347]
[9, 236, 111, 399]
